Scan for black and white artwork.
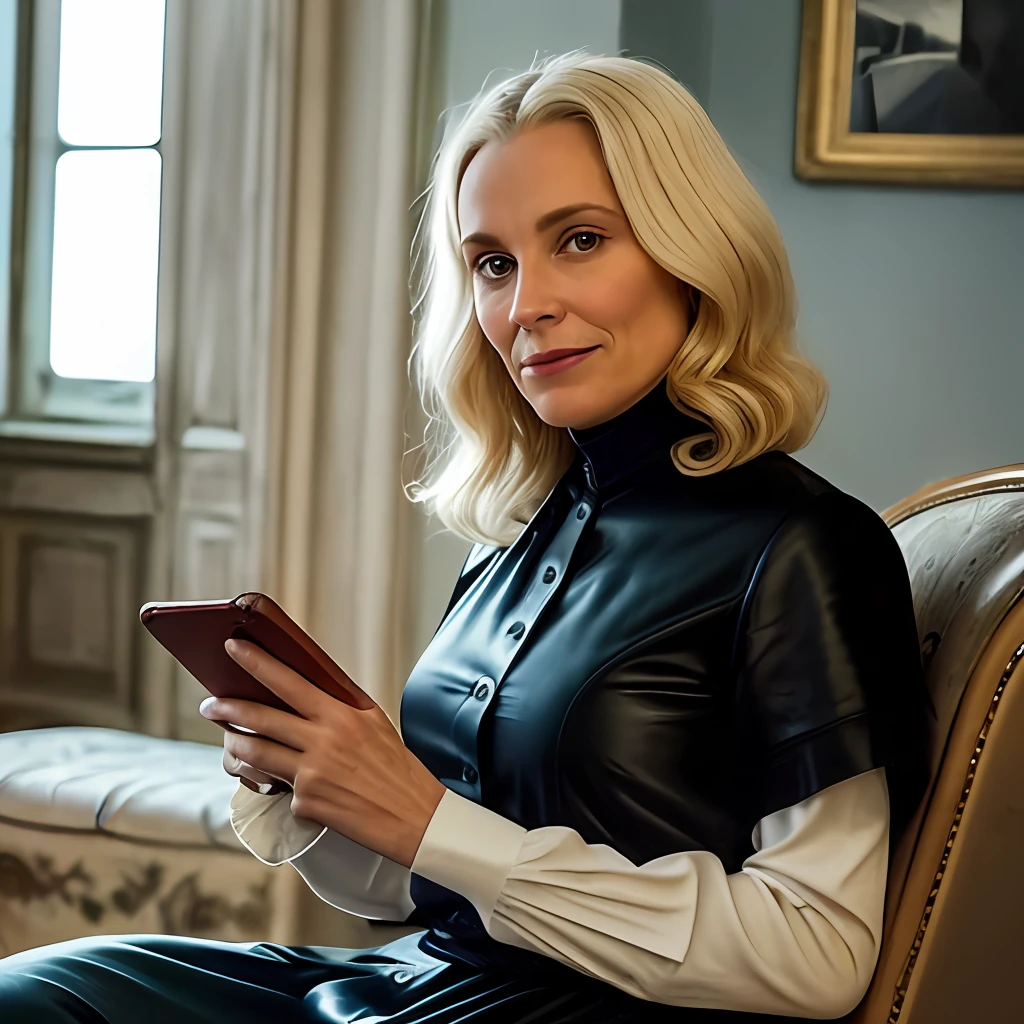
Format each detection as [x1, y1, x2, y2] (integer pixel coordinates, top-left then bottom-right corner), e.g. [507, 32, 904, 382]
[851, 0, 1024, 134]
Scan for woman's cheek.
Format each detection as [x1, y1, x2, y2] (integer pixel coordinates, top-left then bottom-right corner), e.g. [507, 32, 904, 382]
[476, 299, 515, 365]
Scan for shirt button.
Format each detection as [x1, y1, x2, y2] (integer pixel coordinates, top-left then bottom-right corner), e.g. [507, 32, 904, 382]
[506, 620, 526, 640]
[463, 764, 478, 784]
[542, 566, 557, 584]
[473, 678, 492, 700]
[577, 504, 589, 520]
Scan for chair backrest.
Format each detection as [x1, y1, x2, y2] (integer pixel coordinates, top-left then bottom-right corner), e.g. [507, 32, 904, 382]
[847, 465, 1024, 1024]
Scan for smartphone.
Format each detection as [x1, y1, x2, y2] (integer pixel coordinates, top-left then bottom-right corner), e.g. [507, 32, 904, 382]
[140, 592, 375, 715]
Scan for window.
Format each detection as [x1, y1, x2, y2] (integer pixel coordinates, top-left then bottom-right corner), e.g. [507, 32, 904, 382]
[0, 0, 18, 414]
[3, 0, 167, 432]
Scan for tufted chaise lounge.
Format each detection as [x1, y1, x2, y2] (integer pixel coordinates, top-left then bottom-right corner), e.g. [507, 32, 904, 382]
[0, 727, 412, 956]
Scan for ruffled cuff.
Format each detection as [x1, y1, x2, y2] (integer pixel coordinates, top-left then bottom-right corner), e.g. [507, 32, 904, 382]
[229, 781, 327, 865]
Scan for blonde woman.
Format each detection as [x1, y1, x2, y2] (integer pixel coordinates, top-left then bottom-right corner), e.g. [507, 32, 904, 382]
[0, 52, 926, 1023]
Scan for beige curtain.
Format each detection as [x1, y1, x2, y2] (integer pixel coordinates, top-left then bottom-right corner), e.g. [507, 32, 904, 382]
[262, 0, 443, 722]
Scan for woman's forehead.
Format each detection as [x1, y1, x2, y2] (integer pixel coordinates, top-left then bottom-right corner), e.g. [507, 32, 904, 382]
[457, 122, 619, 233]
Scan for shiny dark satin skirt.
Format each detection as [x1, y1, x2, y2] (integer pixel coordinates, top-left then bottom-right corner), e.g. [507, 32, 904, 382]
[0, 927, 757, 1023]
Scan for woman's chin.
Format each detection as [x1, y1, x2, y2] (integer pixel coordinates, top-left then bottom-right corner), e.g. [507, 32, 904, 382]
[527, 390, 615, 432]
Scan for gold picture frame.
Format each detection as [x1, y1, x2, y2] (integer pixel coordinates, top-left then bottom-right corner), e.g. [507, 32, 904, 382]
[795, 0, 1024, 188]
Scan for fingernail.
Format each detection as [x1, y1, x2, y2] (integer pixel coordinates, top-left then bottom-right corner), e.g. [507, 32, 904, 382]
[199, 696, 215, 715]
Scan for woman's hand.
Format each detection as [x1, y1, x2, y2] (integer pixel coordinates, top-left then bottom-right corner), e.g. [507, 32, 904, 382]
[221, 740, 289, 795]
[199, 638, 447, 869]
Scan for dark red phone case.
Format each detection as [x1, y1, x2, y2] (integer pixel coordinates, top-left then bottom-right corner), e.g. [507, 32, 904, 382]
[139, 593, 374, 714]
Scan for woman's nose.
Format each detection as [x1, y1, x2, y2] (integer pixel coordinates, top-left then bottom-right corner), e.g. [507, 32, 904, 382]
[508, 263, 565, 331]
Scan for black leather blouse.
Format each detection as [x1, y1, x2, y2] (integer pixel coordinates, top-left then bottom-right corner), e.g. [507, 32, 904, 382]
[398, 377, 927, 1010]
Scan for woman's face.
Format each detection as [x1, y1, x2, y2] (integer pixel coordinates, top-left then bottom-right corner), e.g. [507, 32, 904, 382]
[457, 118, 692, 430]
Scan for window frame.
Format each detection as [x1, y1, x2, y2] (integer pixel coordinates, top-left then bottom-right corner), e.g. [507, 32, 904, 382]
[5, 0, 175, 434]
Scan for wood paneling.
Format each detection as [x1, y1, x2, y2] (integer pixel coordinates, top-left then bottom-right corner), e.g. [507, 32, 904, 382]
[0, 511, 143, 726]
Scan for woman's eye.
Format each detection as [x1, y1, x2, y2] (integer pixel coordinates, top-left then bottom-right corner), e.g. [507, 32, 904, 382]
[473, 232, 604, 281]
[475, 255, 514, 280]
[563, 231, 603, 254]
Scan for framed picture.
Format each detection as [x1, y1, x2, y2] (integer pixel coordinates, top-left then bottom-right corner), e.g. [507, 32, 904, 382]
[795, 0, 1024, 187]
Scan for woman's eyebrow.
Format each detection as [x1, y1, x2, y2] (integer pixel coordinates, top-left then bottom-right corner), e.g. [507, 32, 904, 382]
[460, 203, 620, 248]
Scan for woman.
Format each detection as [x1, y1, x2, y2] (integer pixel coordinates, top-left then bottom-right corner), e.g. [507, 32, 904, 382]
[0, 51, 926, 1023]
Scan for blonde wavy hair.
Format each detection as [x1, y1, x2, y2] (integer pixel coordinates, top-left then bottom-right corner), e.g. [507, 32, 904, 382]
[406, 50, 828, 548]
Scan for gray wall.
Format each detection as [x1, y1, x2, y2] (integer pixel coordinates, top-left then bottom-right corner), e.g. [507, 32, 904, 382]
[408, 0, 622, 665]
[440, 0, 621, 110]
[622, 0, 1024, 511]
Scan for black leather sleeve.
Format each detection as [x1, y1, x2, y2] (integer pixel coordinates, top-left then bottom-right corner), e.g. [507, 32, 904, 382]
[733, 491, 927, 831]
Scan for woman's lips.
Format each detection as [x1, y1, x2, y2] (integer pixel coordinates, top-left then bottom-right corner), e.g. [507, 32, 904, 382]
[521, 347, 599, 376]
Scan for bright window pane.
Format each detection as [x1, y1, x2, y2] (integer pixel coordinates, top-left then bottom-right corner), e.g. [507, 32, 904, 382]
[57, 0, 166, 147]
[50, 150, 161, 382]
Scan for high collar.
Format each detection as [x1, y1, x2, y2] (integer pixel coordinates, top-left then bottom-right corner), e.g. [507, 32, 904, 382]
[567, 376, 710, 495]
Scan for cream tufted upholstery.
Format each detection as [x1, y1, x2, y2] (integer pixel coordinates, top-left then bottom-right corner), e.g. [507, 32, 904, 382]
[0, 727, 401, 955]
[846, 465, 1024, 1024]
[0, 728, 241, 847]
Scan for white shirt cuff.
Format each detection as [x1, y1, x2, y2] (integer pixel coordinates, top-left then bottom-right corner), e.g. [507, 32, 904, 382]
[411, 786, 527, 926]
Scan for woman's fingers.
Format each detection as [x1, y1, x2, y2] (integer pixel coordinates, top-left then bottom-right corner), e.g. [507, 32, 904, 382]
[200, 694, 309, 751]
[222, 749, 293, 794]
[224, 639, 332, 718]
[223, 731, 300, 787]
[239, 775, 292, 795]
[222, 747, 277, 786]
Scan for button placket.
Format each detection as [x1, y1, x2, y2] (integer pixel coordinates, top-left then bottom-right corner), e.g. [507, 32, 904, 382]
[493, 480, 596, 669]
[443, 480, 598, 801]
